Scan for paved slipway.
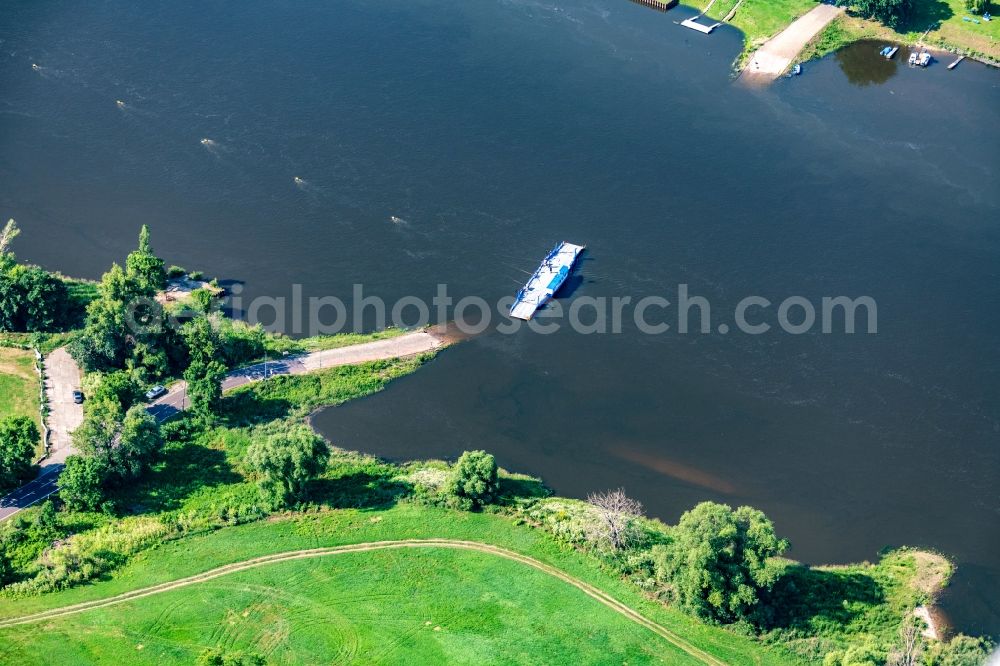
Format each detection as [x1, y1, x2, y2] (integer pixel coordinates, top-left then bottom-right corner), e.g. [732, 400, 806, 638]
[742, 3, 845, 80]
[0, 330, 445, 521]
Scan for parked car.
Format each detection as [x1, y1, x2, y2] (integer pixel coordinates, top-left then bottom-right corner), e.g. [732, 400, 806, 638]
[72, 390, 84, 404]
[145, 385, 167, 401]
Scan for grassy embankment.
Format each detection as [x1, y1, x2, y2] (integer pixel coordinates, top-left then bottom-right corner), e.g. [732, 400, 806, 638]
[0, 344, 956, 665]
[704, 0, 999, 66]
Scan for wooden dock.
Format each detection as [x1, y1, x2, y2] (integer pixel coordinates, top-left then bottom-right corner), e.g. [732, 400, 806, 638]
[627, 0, 678, 12]
[947, 55, 965, 69]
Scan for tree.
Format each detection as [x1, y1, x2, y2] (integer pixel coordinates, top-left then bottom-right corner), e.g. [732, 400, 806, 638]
[182, 316, 221, 367]
[586, 488, 644, 550]
[72, 399, 124, 460]
[110, 406, 163, 481]
[886, 621, 923, 666]
[184, 359, 226, 424]
[125, 225, 166, 295]
[0, 219, 20, 255]
[0, 416, 38, 487]
[182, 316, 226, 423]
[245, 428, 329, 507]
[0, 265, 70, 332]
[59, 455, 108, 511]
[964, 0, 989, 13]
[655, 501, 788, 624]
[71, 400, 161, 483]
[446, 450, 499, 510]
[71, 266, 134, 371]
[0, 220, 71, 333]
[92, 371, 142, 410]
[855, 0, 914, 29]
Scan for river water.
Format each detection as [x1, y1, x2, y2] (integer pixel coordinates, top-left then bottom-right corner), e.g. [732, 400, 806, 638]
[2, 0, 998, 635]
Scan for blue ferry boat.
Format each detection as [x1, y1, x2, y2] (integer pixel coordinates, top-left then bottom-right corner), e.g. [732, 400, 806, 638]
[510, 241, 586, 320]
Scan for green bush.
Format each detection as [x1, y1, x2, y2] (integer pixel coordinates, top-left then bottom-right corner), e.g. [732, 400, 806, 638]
[653, 501, 788, 625]
[58, 456, 108, 512]
[166, 265, 187, 278]
[924, 634, 995, 666]
[196, 648, 265, 666]
[245, 427, 329, 508]
[446, 450, 499, 510]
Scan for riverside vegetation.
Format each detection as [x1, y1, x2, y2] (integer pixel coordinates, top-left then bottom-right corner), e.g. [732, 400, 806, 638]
[0, 221, 993, 664]
[706, 0, 998, 66]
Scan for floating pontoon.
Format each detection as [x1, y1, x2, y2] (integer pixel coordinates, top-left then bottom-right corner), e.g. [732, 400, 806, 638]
[510, 242, 585, 320]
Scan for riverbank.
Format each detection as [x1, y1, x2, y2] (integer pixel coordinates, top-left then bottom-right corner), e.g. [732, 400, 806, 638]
[0, 344, 987, 663]
[703, 0, 1000, 72]
[801, 9, 1000, 65]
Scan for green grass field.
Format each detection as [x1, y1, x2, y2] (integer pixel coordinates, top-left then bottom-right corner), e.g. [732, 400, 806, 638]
[0, 505, 803, 666]
[0, 347, 40, 445]
[0, 547, 703, 665]
[707, 0, 818, 49]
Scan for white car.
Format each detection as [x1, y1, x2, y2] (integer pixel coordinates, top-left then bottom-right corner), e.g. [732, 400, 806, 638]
[145, 385, 167, 401]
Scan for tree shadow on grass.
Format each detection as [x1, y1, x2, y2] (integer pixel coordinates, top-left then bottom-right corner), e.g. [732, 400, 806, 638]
[761, 564, 885, 632]
[113, 442, 242, 514]
[498, 475, 549, 503]
[310, 470, 412, 510]
[847, 0, 953, 34]
[220, 391, 293, 427]
[904, 0, 952, 32]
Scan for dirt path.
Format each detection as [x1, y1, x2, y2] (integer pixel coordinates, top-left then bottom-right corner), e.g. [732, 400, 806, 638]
[0, 538, 725, 665]
[742, 4, 844, 80]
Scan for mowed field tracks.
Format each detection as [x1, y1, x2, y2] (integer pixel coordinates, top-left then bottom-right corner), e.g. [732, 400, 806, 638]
[0, 539, 725, 666]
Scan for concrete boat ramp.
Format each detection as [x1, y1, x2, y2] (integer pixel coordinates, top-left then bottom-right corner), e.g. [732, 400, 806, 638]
[742, 4, 844, 81]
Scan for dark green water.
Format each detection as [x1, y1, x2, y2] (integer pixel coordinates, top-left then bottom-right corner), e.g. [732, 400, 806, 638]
[2, 0, 998, 635]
